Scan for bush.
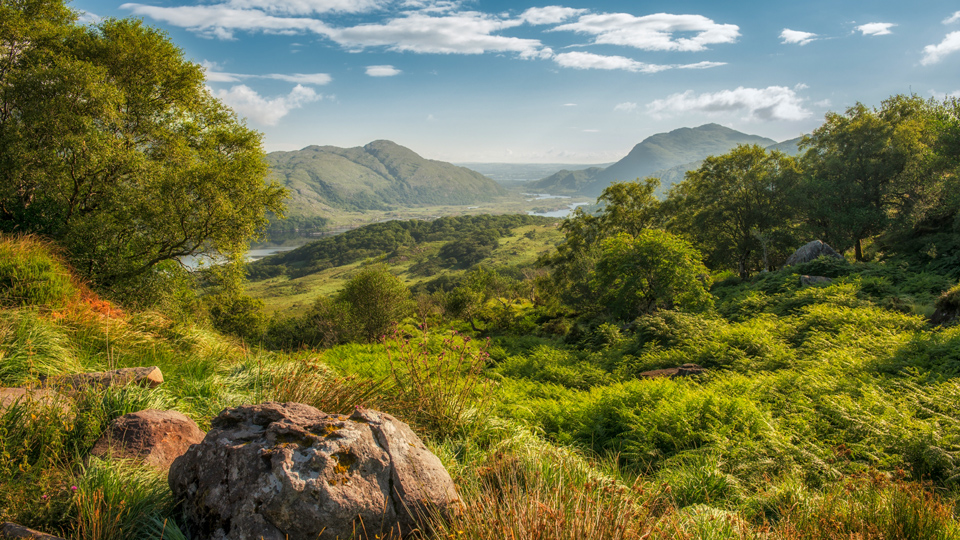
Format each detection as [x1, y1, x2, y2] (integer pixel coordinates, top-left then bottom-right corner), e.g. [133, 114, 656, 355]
[591, 231, 713, 320]
[337, 265, 412, 342]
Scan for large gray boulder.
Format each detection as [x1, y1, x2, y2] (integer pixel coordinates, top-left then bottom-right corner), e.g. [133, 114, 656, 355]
[90, 409, 204, 470]
[169, 402, 460, 540]
[784, 240, 844, 267]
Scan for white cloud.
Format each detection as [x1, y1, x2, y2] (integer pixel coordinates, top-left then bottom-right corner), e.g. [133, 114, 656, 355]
[780, 29, 817, 45]
[922, 31, 960, 65]
[563, 103, 577, 106]
[647, 86, 811, 121]
[519, 6, 586, 25]
[224, 0, 385, 15]
[582, 129, 599, 132]
[930, 89, 960, 99]
[326, 12, 546, 56]
[944, 11, 960, 24]
[77, 11, 102, 24]
[676, 61, 727, 69]
[857, 22, 896, 36]
[202, 62, 332, 85]
[553, 51, 670, 73]
[120, 4, 327, 39]
[614, 102, 637, 112]
[209, 84, 321, 125]
[552, 51, 725, 73]
[366, 65, 402, 76]
[554, 12, 739, 52]
[814, 99, 832, 107]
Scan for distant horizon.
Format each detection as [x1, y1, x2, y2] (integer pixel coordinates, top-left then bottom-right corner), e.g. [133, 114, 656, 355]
[264, 122, 799, 165]
[73, 0, 960, 163]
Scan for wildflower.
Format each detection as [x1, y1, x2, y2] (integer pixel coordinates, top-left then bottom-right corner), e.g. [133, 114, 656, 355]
[70, 485, 78, 492]
[41, 494, 48, 500]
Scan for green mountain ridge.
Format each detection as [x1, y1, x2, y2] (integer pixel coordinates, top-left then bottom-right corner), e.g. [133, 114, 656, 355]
[267, 140, 508, 214]
[529, 124, 784, 196]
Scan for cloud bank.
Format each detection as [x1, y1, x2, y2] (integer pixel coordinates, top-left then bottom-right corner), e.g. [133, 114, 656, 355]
[647, 86, 811, 121]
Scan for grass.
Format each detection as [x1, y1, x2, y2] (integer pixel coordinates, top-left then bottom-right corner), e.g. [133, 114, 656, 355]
[4, 236, 960, 539]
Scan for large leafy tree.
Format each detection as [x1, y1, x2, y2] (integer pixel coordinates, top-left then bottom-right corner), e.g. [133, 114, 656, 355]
[665, 145, 799, 277]
[591, 231, 712, 320]
[0, 0, 285, 289]
[797, 95, 937, 261]
[541, 178, 661, 308]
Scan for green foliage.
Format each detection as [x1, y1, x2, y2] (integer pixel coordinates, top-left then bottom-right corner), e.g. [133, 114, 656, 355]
[0, 3, 286, 292]
[665, 144, 800, 276]
[0, 308, 82, 385]
[338, 265, 412, 342]
[251, 214, 551, 280]
[73, 458, 175, 540]
[0, 235, 78, 308]
[592, 231, 713, 319]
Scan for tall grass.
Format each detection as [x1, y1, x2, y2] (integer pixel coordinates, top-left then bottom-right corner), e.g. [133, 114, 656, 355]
[385, 326, 492, 439]
[0, 235, 78, 308]
[72, 458, 174, 540]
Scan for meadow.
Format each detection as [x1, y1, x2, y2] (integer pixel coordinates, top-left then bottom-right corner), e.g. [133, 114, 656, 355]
[4, 233, 960, 539]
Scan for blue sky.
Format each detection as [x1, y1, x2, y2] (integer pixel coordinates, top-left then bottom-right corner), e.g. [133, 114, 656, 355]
[73, 0, 960, 163]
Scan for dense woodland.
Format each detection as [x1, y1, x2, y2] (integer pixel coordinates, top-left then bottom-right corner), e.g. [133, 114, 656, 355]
[5, 1, 960, 539]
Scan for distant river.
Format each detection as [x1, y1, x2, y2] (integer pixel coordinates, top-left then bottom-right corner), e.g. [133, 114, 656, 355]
[527, 202, 590, 218]
[179, 246, 299, 270]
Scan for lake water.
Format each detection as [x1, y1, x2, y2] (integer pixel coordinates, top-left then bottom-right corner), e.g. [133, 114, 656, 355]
[179, 246, 299, 270]
[527, 202, 590, 218]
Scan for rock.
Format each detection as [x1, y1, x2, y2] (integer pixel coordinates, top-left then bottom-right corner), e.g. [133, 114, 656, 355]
[0, 522, 67, 540]
[0, 388, 70, 415]
[169, 402, 460, 540]
[784, 240, 844, 267]
[90, 409, 204, 470]
[52, 366, 163, 392]
[800, 275, 833, 287]
[639, 363, 706, 379]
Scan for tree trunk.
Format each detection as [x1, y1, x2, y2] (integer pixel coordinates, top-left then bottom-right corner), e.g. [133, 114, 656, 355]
[855, 238, 863, 262]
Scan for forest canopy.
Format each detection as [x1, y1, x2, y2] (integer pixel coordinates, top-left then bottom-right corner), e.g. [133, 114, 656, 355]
[0, 0, 285, 292]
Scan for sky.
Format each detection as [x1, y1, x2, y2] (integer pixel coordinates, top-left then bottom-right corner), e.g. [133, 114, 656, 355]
[72, 0, 960, 163]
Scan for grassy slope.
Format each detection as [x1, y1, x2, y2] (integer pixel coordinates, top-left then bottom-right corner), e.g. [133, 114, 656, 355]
[4, 234, 960, 539]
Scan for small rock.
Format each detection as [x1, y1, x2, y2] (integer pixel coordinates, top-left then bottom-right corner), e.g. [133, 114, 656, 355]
[52, 366, 163, 392]
[639, 363, 706, 379]
[169, 402, 460, 540]
[90, 409, 205, 471]
[0, 522, 66, 540]
[800, 275, 833, 287]
[0, 388, 70, 416]
[784, 240, 844, 267]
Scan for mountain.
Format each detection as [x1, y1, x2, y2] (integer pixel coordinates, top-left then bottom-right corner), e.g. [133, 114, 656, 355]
[267, 140, 508, 214]
[766, 136, 804, 156]
[528, 124, 778, 197]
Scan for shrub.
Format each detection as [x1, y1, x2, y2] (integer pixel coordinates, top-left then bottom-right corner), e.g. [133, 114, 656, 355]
[591, 231, 713, 320]
[337, 265, 412, 342]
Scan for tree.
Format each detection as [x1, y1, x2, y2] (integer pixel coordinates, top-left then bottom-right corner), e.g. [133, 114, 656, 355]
[0, 2, 285, 291]
[665, 145, 799, 278]
[541, 178, 661, 308]
[335, 265, 412, 342]
[591, 231, 712, 320]
[797, 96, 936, 261]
